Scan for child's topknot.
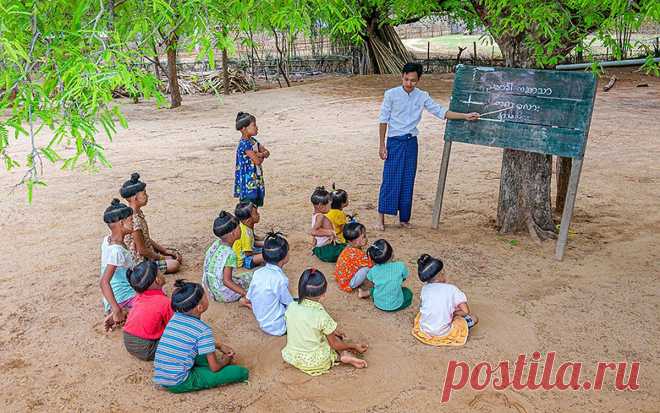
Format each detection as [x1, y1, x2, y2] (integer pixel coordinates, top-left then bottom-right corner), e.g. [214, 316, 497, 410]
[120, 172, 146, 199]
[330, 185, 348, 210]
[343, 222, 365, 242]
[103, 198, 133, 223]
[213, 211, 239, 238]
[367, 239, 393, 264]
[262, 231, 289, 264]
[236, 111, 256, 130]
[417, 254, 443, 282]
[311, 186, 331, 206]
[171, 279, 205, 312]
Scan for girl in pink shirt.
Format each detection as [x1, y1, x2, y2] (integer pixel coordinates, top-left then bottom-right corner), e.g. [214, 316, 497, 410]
[123, 260, 173, 361]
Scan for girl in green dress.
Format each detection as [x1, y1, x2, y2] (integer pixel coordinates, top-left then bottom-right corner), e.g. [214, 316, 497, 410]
[281, 269, 368, 375]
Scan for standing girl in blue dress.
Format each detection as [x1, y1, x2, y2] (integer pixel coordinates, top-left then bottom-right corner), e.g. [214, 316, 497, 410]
[234, 112, 270, 207]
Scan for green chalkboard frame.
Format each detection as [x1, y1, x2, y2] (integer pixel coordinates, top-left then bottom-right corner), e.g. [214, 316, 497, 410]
[431, 65, 598, 260]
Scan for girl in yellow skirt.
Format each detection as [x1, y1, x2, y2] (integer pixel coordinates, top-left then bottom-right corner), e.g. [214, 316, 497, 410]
[412, 254, 479, 346]
[282, 268, 368, 375]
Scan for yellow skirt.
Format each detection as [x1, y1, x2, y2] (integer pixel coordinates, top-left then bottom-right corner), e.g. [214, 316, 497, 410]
[411, 313, 469, 347]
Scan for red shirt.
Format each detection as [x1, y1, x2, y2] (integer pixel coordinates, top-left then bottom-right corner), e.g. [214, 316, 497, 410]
[123, 289, 174, 340]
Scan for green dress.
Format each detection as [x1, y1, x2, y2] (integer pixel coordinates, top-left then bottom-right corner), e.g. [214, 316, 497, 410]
[281, 300, 338, 375]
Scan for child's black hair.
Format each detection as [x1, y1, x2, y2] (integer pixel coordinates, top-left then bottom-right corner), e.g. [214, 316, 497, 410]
[128, 260, 159, 293]
[262, 231, 289, 264]
[236, 111, 256, 130]
[297, 268, 327, 303]
[402, 62, 423, 78]
[103, 198, 133, 224]
[343, 222, 365, 242]
[417, 254, 444, 283]
[310, 186, 331, 206]
[367, 239, 393, 264]
[120, 172, 146, 199]
[171, 279, 205, 312]
[330, 185, 348, 209]
[234, 201, 255, 221]
[213, 211, 239, 238]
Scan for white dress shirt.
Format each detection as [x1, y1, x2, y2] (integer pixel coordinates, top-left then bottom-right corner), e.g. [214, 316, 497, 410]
[247, 263, 294, 336]
[378, 86, 448, 137]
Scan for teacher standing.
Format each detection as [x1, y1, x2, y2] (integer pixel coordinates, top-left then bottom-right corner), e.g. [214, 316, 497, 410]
[376, 62, 480, 230]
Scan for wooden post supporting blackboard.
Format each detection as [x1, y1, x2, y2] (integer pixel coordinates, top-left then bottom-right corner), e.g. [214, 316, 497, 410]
[555, 159, 583, 260]
[432, 141, 452, 228]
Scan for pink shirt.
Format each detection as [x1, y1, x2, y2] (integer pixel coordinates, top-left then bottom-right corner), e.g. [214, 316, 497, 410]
[123, 289, 173, 340]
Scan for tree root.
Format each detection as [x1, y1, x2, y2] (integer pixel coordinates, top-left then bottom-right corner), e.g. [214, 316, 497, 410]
[526, 212, 557, 244]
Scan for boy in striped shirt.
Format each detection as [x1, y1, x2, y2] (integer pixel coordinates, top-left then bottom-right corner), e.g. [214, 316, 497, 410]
[153, 280, 249, 393]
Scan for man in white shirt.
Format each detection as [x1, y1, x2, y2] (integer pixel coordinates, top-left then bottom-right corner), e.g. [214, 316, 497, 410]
[377, 62, 480, 230]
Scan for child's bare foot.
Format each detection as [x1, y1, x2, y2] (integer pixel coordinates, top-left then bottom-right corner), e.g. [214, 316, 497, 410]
[219, 353, 234, 368]
[239, 297, 252, 309]
[357, 288, 371, 298]
[340, 351, 367, 369]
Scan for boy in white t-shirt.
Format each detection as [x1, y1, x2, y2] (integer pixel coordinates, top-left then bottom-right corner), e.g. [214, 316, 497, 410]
[412, 254, 478, 346]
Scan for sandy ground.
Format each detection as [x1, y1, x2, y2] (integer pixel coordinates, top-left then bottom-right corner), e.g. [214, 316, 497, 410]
[1, 69, 659, 412]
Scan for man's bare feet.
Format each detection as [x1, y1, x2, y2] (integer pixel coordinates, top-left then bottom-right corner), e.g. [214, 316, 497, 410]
[340, 351, 368, 369]
[357, 288, 371, 298]
[399, 221, 412, 229]
[375, 214, 385, 231]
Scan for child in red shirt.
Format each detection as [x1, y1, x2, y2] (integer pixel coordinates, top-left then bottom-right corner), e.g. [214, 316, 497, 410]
[334, 223, 373, 298]
[123, 260, 173, 361]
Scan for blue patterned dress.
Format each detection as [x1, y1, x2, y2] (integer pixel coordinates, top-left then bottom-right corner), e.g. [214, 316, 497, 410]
[234, 137, 265, 206]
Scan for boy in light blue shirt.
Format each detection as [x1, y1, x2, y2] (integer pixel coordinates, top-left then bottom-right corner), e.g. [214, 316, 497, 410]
[247, 232, 293, 335]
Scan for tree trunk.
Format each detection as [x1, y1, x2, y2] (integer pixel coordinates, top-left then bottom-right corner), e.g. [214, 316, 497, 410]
[495, 36, 557, 241]
[361, 12, 413, 74]
[166, 33, 182, 109]
[555, 157, 572, 214]
[222, 48, 230, 95]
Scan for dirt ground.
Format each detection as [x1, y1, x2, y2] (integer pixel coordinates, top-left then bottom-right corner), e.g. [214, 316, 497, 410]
[1, 68, 659, 412]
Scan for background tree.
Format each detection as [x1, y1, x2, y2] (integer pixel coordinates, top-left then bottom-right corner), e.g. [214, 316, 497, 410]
[0, 0, 162, 201]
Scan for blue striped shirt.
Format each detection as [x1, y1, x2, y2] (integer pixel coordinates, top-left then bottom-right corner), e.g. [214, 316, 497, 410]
[153, 312, 216, 386]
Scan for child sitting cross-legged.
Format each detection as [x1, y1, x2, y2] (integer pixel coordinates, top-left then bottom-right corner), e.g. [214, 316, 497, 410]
[202, 211, 252, 307]
[232, 201, 264, 270]
[310, 186, 346, 263]
[334, 222, 373, 298]
[366, 239, 413, 312]
[246, 232, 293, 336]
[153, 280, 249, 393]
[123, 260, 173, 361]
[412, 254, 479, 347]
[282, 269, 368, 376]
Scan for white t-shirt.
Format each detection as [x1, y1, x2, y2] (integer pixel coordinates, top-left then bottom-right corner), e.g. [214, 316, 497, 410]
[419, 283, 467, 337]
[100, 237, 135, 311]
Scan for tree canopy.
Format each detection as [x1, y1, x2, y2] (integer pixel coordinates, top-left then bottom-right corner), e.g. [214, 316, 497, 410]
[1, 0, 658, 202]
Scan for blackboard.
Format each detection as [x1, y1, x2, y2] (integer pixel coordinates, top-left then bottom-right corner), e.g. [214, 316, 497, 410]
[445, 65, 597, 158]
[433, 64, 598, 260]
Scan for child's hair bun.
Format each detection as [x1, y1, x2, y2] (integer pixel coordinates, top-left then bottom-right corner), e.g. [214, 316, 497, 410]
[417, 254, 443, 283]
[130, 172, 140, 182]
[171, 279, 205, 313]
[367, 239, 393, 264]
[263, 231, 289, 264]
[111, 198, 121, 206]
[213, 210, 239, 238]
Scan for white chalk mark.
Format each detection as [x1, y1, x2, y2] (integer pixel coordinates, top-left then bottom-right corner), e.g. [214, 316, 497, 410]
[480, 107, 513, 116]
[478, 118, 504, 123]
